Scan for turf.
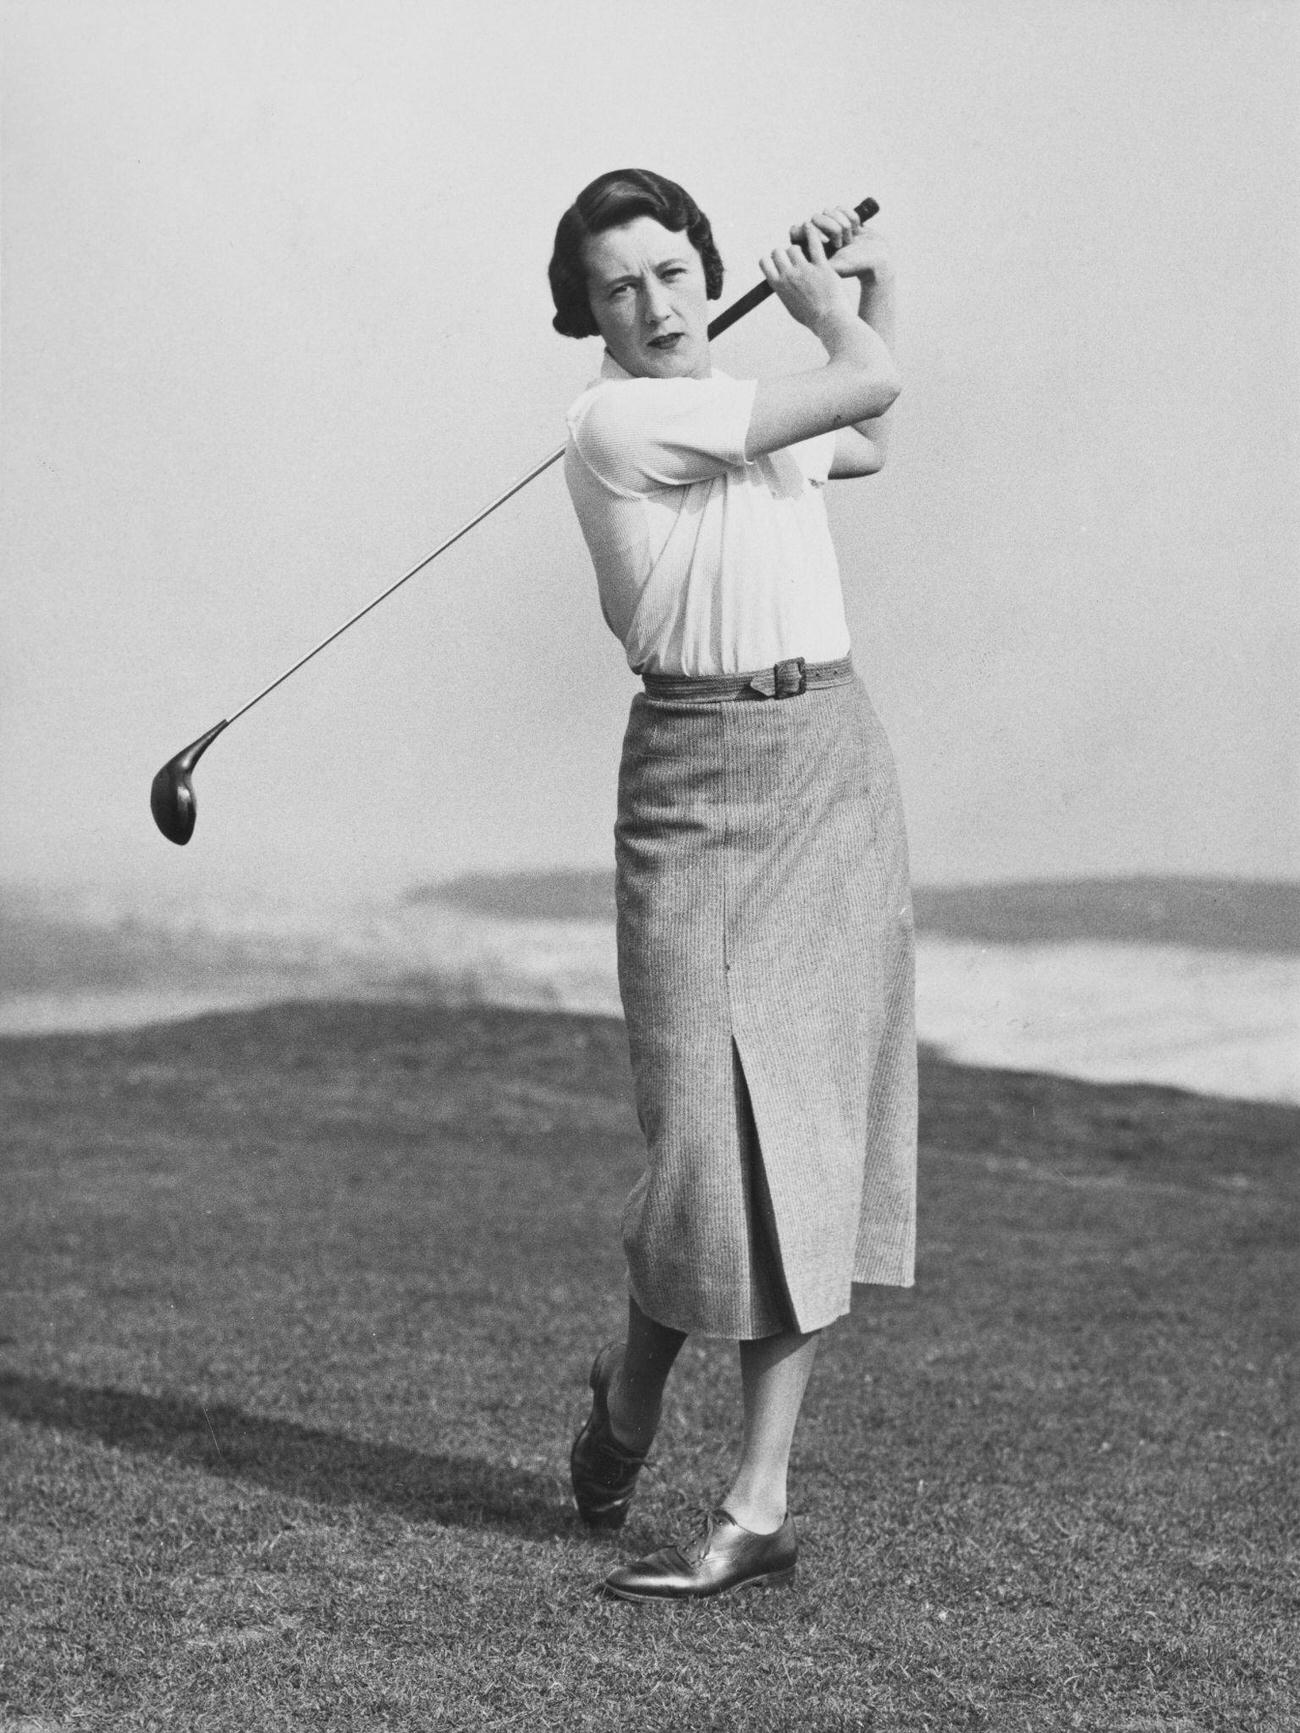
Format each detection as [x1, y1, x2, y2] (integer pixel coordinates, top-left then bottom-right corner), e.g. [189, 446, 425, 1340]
[1, 1002, 1295, 1731]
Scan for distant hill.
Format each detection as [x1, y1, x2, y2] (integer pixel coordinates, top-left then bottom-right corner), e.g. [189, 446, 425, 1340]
[407, 869, 617, 923]
[912, 878, 1299, 952]
[414, 871, 1300, 953]
[3, 873, 1294, 1011]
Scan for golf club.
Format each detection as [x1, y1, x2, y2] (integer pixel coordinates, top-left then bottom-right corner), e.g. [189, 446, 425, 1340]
[150, 197, 879, 844]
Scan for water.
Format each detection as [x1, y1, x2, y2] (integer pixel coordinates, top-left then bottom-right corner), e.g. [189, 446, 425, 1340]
[3, 881, 1296, 1104]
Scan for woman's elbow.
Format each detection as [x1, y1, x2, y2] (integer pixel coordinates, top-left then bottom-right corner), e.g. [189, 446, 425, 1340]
[862, 443, 887, 475]
[831, 428, 887, 478]
[865, 366, 901, 420]
[836, 374, 898, 432]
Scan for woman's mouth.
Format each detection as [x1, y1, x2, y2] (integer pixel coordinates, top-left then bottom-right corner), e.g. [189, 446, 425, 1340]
[648, 333, 683, 350]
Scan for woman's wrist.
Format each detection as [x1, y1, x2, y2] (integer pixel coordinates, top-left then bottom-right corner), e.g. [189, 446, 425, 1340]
[856, 272, 896, 343]
[813, 304, 876, 359]
[856, 268, 895, 304]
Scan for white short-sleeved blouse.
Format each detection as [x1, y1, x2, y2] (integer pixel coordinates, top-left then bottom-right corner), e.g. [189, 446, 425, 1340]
[564, 354, 850, 676]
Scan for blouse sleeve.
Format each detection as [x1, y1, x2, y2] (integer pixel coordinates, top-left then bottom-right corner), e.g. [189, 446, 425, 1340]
[788, 428, 838, 487]
[568, 375, 758, 496]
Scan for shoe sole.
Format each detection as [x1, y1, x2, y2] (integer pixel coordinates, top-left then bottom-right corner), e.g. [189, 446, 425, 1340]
[602, 1566, 797, 1604]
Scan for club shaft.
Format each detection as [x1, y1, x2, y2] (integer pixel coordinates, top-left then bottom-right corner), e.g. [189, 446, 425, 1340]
[226, 446, 565, 725]
[225, 195, 878, 728]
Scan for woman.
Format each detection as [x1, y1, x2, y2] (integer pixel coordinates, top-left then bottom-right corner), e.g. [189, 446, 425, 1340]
[550, 169, 915, 1602]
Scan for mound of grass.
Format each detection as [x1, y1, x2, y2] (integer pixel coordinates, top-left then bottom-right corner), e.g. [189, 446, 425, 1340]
[1, 1003, 1295, 1731]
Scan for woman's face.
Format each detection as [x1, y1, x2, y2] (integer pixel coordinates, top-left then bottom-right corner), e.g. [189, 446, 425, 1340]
[583, 216, 711, 380]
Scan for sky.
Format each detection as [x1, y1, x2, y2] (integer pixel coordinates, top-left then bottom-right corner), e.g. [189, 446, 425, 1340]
[3, 0, 1296, 910]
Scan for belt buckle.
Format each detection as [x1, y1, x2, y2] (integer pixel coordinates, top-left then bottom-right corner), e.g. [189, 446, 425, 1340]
[773, 657, 807, 699]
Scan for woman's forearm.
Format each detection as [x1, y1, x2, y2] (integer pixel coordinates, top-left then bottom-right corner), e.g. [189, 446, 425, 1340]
[746, 303, 899, 462]
[850, 271, 897, 451]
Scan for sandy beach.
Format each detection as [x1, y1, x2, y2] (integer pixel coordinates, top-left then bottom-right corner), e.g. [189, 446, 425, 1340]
[1, 875, 1296, 1104]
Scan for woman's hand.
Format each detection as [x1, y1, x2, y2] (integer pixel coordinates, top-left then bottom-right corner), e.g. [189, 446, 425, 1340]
[745, 204, 899, 471]
[758, 225, 854, 342]
[748, 219, 899, 461]
[791, 206, 893, 286]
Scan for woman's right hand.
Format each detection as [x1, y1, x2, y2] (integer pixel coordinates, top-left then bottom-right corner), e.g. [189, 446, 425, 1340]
[747, 217, 899, 462]
[758, 225, 855, 341]
[791, 207, 893, 285]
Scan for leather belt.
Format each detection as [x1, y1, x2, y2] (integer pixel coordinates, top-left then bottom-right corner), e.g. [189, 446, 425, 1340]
[641, 655, 854, 703]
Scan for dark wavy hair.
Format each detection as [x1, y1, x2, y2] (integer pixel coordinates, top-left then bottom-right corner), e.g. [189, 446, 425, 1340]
[548, 168, 725, 339]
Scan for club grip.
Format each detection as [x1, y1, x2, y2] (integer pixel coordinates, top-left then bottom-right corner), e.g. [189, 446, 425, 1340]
[706, 197, 880, 341]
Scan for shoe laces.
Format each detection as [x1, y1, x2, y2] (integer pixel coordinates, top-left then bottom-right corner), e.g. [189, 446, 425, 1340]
[678, 1503, 723, 1563]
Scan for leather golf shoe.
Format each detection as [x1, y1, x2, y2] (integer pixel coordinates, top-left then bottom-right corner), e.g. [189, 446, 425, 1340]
[570, 1343, 649, 1530]
[603, 1508, 797, 1602]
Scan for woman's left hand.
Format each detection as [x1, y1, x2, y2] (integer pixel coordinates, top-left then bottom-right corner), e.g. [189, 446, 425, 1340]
[792, 207, 892, 285]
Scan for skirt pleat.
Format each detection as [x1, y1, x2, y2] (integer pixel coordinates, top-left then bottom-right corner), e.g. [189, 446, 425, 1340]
[614, 674, 916, 1338]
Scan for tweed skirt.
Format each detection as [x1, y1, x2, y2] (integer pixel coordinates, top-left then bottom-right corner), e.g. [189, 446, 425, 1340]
[614, 670, 916, 1340]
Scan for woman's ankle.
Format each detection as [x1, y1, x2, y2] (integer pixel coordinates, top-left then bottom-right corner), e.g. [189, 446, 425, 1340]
[607, 1362, 660, 1456]
[719, 1485, 788, 1535]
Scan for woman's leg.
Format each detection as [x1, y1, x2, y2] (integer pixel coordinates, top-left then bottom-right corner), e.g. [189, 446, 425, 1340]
[597, 1322, 819, 1600]
[721, 1328, 821, 1533]
[605, 1294, 686, 1455]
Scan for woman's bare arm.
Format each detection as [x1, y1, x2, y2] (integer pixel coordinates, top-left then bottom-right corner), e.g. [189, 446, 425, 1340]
[829, 256, 897, 477]
[744, 215, 900, 464]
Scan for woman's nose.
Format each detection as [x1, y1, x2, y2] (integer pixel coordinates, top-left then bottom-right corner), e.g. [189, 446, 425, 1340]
[642, 280, 672, 323]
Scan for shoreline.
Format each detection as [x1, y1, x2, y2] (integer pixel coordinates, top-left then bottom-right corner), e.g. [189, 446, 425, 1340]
[2, 933, 1295, 1107]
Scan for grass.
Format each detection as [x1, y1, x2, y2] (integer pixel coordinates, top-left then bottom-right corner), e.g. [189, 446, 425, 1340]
[0, 1000, 1295, 1731]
